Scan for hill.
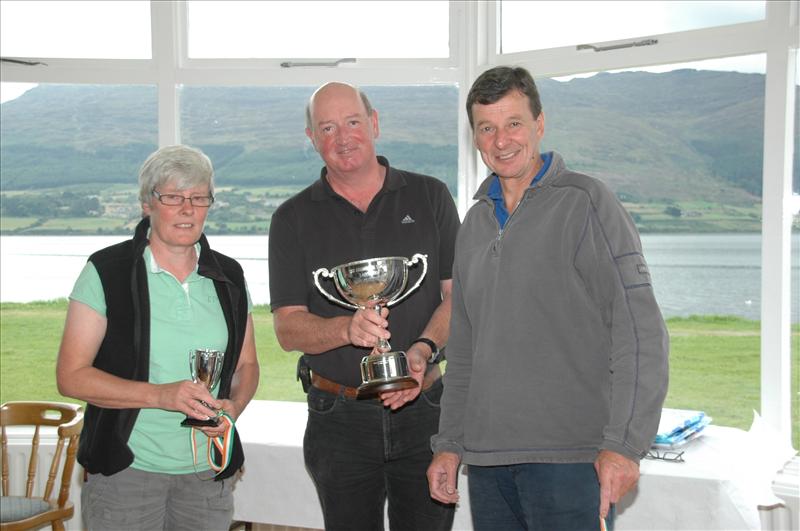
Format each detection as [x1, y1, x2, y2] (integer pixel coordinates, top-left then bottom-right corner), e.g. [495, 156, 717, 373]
[1, 70, 798, 234]
[0, 84, 459, 193]
[538, 70, 790, 203]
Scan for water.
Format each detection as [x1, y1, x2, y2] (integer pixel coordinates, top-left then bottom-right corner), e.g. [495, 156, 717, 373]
[1, 233, 798, 321]
[0, 234, 268, 305]
[643, 233, 769, 320]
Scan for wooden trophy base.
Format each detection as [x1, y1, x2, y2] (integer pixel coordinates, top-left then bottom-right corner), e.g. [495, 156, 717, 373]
[357, 376, 418, 398]
[181, 416, 220, 428]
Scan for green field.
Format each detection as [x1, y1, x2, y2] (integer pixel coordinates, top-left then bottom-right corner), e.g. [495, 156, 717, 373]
[623, 200, 764, 233]
[0, 217, 40, 231]
[1, 301, 798, 448]
[0, 300, 300, 403]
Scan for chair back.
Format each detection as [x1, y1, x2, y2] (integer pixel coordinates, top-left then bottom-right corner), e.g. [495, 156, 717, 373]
[0, 401, 83, 528]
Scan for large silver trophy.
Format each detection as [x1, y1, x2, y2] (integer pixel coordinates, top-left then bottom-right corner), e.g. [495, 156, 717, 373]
[181, 349, 225, 427]
[313, 254, 428, 397]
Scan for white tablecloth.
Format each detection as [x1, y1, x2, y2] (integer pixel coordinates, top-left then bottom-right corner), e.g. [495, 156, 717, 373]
[232, 401, 780, 530]
[617, 426, 766, 530]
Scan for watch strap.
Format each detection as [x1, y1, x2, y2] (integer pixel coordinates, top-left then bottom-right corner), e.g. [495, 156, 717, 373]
[411, 337, 439, 363]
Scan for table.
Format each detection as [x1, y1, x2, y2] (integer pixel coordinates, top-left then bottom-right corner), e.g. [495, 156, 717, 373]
[232, 400, 473, 530]
[616, 426, 770, 530]
[231, 400, 325, 529]
[232, 401, 784, 530]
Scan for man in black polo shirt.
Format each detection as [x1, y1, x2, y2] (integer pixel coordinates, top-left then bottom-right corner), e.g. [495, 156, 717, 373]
[268, 82, 459, 530]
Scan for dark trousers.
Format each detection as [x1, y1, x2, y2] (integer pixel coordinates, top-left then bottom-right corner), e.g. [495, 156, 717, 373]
[468, 462, 615, 531]
[303, 379, 454, 531]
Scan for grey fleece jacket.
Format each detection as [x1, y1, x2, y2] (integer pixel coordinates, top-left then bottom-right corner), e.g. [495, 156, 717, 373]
[432, 152, 669, 465]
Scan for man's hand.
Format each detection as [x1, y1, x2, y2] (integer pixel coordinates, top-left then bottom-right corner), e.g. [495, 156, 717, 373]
[379, 343, 428, 409]
[427, 452, 461, 504]
[594, 449, 640, 519]
[348, 306, 390, 348]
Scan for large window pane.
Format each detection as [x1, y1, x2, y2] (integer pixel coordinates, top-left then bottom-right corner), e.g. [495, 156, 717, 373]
[535, 56, 767, 430]
[0, 83, 157, 300]
[0, 1, 151, 59]
[501, 1, 764, 54]
[186, 1, 449, 59]
[0, 84, 158, 231]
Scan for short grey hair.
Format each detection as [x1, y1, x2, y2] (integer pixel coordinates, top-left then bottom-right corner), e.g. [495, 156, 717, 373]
[138, 145, 215, 204]
[305, 82, 375, 130]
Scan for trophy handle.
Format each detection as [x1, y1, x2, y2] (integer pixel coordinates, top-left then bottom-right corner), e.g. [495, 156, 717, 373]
[313, 267, 360, 310]
[360, 355, 371, 385]
[387, 253, 428, 307]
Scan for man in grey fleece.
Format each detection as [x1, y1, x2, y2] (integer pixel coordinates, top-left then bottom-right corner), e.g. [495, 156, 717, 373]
[427, 66, 669, 531]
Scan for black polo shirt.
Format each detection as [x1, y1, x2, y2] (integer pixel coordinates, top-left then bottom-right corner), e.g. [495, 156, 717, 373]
[268, 156, 460, 387]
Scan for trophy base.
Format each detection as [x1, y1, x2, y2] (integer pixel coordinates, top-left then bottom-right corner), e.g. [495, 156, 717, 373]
[357, 376, 418, 398]
[181, 416, 220, 428]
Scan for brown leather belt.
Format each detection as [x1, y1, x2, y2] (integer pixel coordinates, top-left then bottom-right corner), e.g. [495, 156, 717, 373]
[310, 364, 441, 399]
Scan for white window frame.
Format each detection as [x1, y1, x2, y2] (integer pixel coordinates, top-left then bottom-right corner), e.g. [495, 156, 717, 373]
[0, 0, 797, 446]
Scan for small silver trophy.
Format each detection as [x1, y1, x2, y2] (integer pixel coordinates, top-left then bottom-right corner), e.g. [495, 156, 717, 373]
[313, 254, 428, 397]
[181, 348, 225, 427]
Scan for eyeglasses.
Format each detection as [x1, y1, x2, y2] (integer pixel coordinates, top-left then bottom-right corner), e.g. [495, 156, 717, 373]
[152, 189, 214, 208]
[645, 449, 685, 463]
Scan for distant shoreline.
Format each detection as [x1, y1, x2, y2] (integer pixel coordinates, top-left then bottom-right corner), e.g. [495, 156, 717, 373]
[3, 233, 797, 321]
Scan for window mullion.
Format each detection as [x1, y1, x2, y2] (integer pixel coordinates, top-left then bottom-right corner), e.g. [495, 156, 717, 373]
[151, 0, 180, 146]
[760, 0, 797, 447]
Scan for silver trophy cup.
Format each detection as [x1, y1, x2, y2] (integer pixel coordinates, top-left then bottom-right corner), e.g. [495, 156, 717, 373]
[313, 254, 428, 397]
[181, 348, 225, 427]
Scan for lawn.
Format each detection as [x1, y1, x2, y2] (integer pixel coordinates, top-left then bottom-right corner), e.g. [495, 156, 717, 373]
[0, 300, 301, 403]
[1, 301, 798, 448]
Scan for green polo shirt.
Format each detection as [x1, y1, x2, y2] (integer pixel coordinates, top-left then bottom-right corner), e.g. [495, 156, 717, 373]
[70, 245, 251, 474]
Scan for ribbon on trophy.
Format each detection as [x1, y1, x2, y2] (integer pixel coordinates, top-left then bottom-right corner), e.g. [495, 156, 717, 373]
[190, 411, 235, 474]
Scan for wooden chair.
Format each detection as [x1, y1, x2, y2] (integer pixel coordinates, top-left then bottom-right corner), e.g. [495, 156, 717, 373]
[0, 402, 83, 531]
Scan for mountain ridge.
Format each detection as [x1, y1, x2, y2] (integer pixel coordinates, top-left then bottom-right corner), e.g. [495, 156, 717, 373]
[1, 70, 798, 208]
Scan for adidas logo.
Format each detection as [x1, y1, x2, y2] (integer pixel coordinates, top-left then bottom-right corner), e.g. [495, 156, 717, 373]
[401, 214, 415, 224]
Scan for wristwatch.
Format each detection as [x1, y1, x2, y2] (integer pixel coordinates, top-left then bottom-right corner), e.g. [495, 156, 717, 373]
[411, 337, 440, 363]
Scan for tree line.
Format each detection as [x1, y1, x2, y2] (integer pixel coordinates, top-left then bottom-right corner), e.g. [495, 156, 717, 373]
[1, 191, 102, 218]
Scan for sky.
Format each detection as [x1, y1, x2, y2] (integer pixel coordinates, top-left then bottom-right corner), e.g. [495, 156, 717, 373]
[502, 0, 765, 53]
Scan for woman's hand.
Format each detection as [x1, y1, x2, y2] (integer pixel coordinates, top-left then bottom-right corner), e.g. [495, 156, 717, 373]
[156, 380, 222, 420]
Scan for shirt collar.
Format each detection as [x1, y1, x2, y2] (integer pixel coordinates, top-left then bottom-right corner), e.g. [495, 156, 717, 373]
[488, 151, 553, 199]
[144, 243, 201, 276]
[311, 155, 404, 202]
[487, 152, 553, 229]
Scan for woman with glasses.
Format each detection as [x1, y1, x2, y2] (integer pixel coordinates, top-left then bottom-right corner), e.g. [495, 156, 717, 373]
[56, 144, 260, 531]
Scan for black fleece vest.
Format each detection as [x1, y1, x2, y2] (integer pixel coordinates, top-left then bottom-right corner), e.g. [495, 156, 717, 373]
[77, 217, 247, 480]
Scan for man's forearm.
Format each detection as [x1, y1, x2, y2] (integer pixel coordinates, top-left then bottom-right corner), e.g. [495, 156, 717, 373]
[417, 296, 450, 348]
[413, 280, 453, 353]
[274, 309, 351, 354]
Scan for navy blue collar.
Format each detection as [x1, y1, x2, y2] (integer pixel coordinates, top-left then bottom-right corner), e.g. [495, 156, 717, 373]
[488, 151, 553, 229]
